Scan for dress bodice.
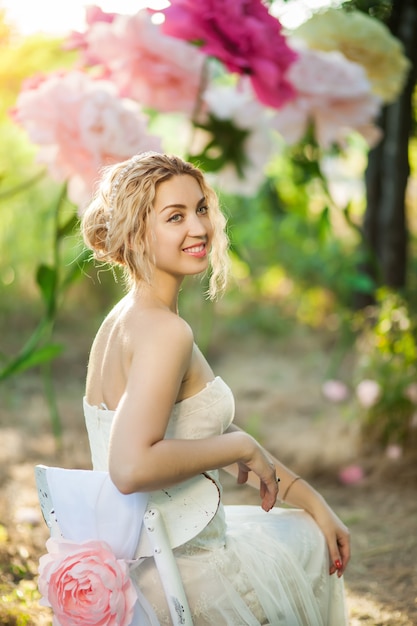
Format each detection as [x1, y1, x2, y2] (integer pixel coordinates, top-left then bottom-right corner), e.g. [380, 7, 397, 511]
[83, 376, 235, 472]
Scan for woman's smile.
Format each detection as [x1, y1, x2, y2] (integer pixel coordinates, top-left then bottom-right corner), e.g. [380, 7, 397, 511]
[182, 242, 208, 258]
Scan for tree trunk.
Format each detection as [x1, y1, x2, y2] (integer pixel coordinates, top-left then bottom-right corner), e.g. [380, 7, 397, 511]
[360, 0, 417, 304]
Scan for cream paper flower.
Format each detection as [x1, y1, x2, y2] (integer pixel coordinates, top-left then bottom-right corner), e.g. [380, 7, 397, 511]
[293, 8, 411, 104]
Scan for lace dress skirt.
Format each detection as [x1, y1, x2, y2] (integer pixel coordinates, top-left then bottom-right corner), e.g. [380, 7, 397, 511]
[132, 485, 348, 626]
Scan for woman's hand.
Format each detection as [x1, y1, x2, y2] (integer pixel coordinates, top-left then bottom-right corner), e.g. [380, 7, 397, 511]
[237, 438, 280, 512]
[223, 425, 350, 575]
[310, 503, 351, 577]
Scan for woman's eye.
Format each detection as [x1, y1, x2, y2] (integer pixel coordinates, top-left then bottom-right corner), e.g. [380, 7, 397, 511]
[168, 214, 182, 223]
[197, 205, 208, 215]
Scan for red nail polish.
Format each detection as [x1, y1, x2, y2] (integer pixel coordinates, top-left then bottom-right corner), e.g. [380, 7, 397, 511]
[335, 560, 342, 569]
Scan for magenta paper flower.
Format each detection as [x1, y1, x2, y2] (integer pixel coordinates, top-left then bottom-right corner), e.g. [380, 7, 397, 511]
[38, 538, 137, 626]
[71, 10, 204, 115]
[161, 0, 297, 109]
[271, 46, 382, 149]
[11, 70, 162, 212]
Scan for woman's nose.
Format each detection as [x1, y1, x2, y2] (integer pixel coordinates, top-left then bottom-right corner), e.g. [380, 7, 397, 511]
[187, 214, 208, 237]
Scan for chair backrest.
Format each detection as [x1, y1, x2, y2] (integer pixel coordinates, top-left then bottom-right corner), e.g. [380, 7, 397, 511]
[35, 465, 220, 626]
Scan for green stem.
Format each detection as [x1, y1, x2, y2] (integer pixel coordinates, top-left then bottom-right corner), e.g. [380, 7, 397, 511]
[50, 185, 67, 317]
[0, 170, 46, 202]
[43, 184, 68, 440]
[198, 298, 215, 354]
[42, 361, 62, 444]
[186, 59, 209, 159]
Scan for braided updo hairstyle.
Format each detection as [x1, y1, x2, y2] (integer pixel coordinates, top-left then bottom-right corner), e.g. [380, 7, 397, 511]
[81, 153, 229, 299]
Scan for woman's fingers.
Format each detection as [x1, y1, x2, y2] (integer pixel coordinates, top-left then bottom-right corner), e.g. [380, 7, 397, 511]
[260, 473, 279, 512]
[328, 528, 351, 577]
[236, 463, 249, 484]
[335, 533, 351, 577]
[237, 457, 279, 511]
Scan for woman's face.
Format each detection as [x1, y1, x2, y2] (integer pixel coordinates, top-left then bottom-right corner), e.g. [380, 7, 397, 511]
[148, 174, 213, 280]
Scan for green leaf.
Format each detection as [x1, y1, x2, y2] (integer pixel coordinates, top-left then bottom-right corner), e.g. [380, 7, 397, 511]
[58, 213, 79, 238]
[189, 153, 225, 173]
[0, 170, 46, 203]
[191, 114, 250, 177]
[61, 248, 91, 290]
[317, 206, 330, 242]
[36, 264, 57, 316]
[0, 344, 63, 381]
[347, 273, 376, 294]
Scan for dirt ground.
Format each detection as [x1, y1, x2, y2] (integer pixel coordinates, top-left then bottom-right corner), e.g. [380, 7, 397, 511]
[0, 320, 416, 625]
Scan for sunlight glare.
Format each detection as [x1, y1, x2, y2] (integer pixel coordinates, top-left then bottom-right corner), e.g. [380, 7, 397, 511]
[1, 0, 169, 35]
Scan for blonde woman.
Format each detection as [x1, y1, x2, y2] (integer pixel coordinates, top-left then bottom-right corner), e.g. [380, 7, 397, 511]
[81, 152, 349, 625]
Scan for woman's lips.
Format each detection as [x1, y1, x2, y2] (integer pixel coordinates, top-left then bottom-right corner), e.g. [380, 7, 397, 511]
[182, 243, 207, 258]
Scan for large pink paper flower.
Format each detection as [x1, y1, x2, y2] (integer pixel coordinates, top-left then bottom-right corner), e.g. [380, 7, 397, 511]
[11, 70, 162, 212]
[71, 10, 204, 115]
[38, 538, 137, 626]
[271, 46, 382, 149]
[65, 6, 118, 66]
[161, 0, 297, 109]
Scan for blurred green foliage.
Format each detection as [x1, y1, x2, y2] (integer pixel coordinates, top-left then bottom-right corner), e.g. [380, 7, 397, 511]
[0, 17, 89, 438]
[353, 289, 417, 446]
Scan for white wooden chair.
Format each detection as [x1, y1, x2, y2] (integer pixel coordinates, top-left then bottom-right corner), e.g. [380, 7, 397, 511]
[35, 465, 220, 626]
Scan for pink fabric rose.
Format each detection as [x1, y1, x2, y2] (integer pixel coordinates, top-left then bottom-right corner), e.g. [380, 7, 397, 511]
[271, 46, 382, 148]
[11, 70, 162, 212]
[161, 0, 297, 109]
[38, 538, 137, 626]
[70, 10, 204, 115]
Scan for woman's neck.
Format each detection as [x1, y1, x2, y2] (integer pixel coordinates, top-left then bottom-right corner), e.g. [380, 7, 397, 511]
[132, 278, 181, 314]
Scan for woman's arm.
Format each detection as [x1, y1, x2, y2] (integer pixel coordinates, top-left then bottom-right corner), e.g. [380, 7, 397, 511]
[108, 311, 279, 511]
[223, 424, 350, 577]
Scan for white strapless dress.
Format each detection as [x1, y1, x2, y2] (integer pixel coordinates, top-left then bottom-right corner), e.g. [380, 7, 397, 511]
[84, 377, 348, 626]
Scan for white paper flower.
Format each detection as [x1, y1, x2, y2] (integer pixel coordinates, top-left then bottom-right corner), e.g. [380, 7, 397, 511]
[195, 82, 276, 196]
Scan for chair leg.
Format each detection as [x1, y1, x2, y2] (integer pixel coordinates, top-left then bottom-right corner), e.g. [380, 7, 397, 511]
[144, 507, 194, 626]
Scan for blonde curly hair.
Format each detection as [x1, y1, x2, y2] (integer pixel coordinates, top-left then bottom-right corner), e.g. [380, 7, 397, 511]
[82, 153, 229, 299]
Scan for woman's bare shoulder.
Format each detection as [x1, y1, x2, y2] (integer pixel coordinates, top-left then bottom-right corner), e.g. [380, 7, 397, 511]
[93, 295, 194, 368]
[128, 306, 194, 347]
